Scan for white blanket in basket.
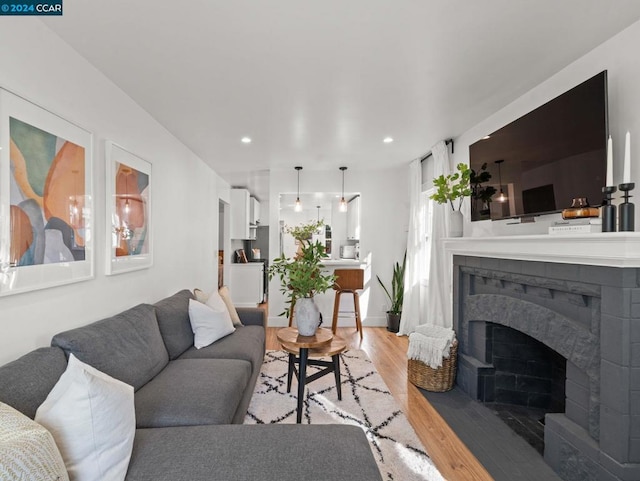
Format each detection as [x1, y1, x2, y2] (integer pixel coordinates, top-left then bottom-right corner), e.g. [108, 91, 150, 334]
[407, 325, 456, 369]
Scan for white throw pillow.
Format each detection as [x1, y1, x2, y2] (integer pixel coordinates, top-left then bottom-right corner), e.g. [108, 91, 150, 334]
[0, 401, 69, 481]
[189, 298, 236, 349]
[193, 288, 209, 303]
[194, 287, 243, 327]
[218, 286, 243, 326]
[205, 290, 234, 325]
[35, 354, 135, 481]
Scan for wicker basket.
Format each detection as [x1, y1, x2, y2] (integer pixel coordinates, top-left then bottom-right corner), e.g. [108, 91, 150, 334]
[407, 340, 458, 392]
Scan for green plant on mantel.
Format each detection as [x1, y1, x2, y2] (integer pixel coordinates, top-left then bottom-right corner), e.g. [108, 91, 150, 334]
[268, 221, 335, 317]
[430, 163, 473, 211]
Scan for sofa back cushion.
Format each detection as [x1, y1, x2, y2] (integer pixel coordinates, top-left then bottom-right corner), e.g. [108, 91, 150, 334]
[51, 304, 168, 391]
[154, 289, 195, 359]
[0, 347, 68, 419]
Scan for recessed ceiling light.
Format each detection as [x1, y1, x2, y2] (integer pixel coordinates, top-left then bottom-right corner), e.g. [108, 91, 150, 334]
[241, 137, 252, 144]
[383, 137, 394, 143]
[482, 135, 491, 140]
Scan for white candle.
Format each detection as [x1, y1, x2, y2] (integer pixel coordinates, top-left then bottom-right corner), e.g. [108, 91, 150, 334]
[623, 131, 631, 184]
[606, 135, 613, 186]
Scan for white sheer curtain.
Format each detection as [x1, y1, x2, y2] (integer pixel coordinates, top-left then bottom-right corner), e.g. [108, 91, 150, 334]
[425, 140, 453, 328]
[398, 159, 427, 335]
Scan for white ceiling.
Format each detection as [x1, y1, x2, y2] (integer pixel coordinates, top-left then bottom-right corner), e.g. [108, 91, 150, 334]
[44, 1, 640, 192]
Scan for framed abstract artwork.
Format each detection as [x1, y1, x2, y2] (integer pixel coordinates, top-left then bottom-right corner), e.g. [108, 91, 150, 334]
[0, 89, 94, 296]
[105, 141, 152, 275]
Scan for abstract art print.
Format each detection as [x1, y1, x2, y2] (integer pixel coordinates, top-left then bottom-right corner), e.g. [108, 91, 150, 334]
[105, 141, 152, 275]
[0, 89, 93, 296]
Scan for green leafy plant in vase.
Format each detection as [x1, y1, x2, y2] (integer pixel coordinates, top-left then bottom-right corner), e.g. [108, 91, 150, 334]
[430, 163, 473, 211]
[430, 163, 472, 237]
[269, 221, 336, 335]
[376, 251, 406, 333]
[285, 220, 324, 258]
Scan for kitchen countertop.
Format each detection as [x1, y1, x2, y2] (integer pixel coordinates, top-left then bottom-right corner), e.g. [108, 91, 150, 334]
[320, 259, 364, 266]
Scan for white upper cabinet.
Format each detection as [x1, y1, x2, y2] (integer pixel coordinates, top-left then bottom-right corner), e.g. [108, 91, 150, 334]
[346, 195, 360, 240]
[231, 189, 260, 239]
[250, 197, 260, 225]
[231, 188, 250, 239]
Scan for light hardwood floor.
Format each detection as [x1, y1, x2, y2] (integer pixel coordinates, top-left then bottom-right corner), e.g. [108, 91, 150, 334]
[265, 326, 493, 481]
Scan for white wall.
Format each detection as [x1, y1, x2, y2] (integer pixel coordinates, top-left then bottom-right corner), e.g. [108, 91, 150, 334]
[455, 19, 640, 237]
[268, 167, 408, 327]
[0, 20, 222, 364]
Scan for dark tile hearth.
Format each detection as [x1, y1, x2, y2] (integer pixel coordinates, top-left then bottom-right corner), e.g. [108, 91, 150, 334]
[486, 402, 546, 456]
[421, 387, 561, 481]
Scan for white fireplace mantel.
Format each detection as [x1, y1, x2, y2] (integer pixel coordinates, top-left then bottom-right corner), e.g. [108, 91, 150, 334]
[443, 232, 640, 268]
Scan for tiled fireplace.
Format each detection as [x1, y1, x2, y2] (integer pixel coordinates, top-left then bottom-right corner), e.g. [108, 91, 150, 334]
[451, 251, 640, 481]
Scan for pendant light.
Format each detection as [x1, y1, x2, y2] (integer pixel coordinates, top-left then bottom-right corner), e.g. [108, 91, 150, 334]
[339, 166, 348, 212]
[124, 174, 131, 215]
[294, 166, 303, 212]
[317, 205, 321, 222]
[495, 160, 507, 203]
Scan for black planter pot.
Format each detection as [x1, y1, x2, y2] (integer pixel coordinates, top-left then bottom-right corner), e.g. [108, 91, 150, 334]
[386, 312, 401, 333]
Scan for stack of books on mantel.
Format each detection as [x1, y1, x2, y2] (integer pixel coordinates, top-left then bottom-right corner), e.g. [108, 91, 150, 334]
[548, 218, 602, 235]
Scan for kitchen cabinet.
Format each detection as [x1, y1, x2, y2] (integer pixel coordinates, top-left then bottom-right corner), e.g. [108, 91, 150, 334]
[228, 263, 264, 307]
[231, 189, 253, 239]
[346, 195, 360, 240]
[250, 197, 260, 225]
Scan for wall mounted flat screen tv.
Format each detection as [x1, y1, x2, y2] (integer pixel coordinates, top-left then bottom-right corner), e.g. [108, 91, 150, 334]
[469, 71, 608, 222]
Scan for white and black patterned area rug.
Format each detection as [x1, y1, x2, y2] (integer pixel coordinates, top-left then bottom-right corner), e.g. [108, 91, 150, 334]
[245, 350, 446, 481]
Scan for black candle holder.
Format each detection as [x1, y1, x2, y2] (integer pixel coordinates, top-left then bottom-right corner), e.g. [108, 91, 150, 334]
[619, 182, 635, 232]
[601, 185, 617, 232]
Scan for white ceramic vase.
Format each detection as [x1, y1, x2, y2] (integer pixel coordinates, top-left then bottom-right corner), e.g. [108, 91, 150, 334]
[295, 297, 321, 336]
[449, 210, 463, 237]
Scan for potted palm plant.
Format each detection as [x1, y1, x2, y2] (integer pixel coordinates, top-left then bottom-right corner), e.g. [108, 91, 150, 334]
[269, 221, 336, 336]
[376, 251, 406, 333]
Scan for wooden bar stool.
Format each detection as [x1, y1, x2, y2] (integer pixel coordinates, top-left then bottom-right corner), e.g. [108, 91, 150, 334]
[331, 269, 364, 339]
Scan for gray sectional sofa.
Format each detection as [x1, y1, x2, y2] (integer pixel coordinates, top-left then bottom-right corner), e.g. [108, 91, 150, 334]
[0, 289, 382, 481]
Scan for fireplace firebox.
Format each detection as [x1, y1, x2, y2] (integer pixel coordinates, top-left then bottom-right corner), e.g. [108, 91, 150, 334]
[453, 255, 639, 481]
[480, 322, 566, 454]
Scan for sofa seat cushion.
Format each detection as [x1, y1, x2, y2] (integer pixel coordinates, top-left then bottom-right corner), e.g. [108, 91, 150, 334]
[153, 290, 195, 360]
[126, 424, 383, 481]
[51, 304, 169, 391]
[134, 359, 251, 428]
[178, 325, 265, 370]
[0, 347, 68, 419]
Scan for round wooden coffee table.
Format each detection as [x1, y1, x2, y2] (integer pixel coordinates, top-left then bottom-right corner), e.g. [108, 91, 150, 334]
[276, 327, 347, 423]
